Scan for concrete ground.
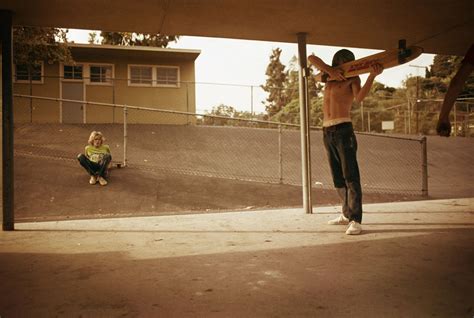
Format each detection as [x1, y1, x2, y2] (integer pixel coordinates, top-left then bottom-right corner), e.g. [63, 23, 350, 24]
[0, 198, 473, 317]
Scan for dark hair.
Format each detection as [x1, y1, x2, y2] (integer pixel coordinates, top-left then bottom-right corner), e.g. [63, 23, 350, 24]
[332, 49, 355, 67]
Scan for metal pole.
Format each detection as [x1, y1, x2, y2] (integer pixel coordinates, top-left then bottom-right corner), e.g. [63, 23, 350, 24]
[297, 32, 312, 214]
[360, 101, 364, 131]
[186, 82, 190, 124]
[368, 111, 371, 132]
[29, 74, 33, 123]
[468, 104, 471, 138]
[278, 124, 283, 184]
[251, 85, 254, 119]
[112, 78, 116, 123]
[408, 99, 411, 134]
[404, 109, 407, 134]
[123, 105, 128, 167]
[415, 77, 419, 134]
[1, 10, 14, 231]
[453, 102, 457, 137]
[421, 136, 428, 197]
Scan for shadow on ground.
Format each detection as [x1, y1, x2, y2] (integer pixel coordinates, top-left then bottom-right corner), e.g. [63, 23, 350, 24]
[1, 228, 472, 317]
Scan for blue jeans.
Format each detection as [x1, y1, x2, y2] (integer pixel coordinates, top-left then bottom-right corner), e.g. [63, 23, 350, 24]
[323, 122, 363, 223]
[77, 153, 112, 179]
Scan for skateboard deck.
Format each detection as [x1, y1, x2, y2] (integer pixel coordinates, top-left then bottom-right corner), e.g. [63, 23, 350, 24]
[314, 45, 424, 82]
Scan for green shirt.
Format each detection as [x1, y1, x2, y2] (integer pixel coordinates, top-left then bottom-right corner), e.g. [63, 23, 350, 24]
[85, 145, 111, 163]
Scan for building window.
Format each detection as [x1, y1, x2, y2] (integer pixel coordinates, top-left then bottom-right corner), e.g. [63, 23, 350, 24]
[14, 63, 43, 83]
[156, 66, 179, 87]
[90, 65, 113, 83]
[64, 65, 83, 80]
[129, 65, 153, 85]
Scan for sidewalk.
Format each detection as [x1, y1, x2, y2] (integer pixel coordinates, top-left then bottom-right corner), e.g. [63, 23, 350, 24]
[1, 198, 473, 317]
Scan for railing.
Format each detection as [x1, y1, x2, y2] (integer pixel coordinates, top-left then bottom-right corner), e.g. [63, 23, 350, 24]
[13, 76, 474, 137]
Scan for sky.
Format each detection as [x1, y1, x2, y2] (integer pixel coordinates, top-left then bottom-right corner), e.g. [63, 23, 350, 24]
[68, 29, 435, 114]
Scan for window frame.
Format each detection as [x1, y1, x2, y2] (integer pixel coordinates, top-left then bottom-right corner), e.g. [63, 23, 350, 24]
[14, 62, 44, 84]
[127, 64, 180, 88]
[88, 63, 114, 86]
[128, 64, 155, 87]
[62, 64, 85, 82]
[155, 65, 180, 88]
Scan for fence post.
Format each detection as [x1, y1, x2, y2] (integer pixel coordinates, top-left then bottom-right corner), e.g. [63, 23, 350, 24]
[453, 102, 457, 137]
[408, 99, 411, 134]
[466, 104, 471, 138]
[421, 136, 428, 197]
[186, 82, 190, 125]
[112, 78, 116, 124]
[278, 124, 283, 184]
[367, 111, 371, 132]
[29, 76, 33, 123]
[123, 105, 128, 167]
[251, 85, 254, 120]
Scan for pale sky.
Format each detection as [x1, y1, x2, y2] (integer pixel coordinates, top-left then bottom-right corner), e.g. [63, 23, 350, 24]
[68, 29, 435, 113]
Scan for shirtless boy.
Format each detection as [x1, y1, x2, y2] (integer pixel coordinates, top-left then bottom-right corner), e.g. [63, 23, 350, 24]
[308, 49, 383, 235]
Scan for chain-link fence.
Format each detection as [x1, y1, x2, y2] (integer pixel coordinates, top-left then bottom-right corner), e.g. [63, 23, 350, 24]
[13, 75, 473, 136]
[14, 93, 427, 197]
[350, 99, 474, 137]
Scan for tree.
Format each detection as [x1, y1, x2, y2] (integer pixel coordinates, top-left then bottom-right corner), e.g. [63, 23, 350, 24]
[13, 26, 72, 67]
[271, 96, 324, 127]
[285, 55, 322, 102]
[430, 55, 460, 79]
[261, 48, 288, 117]
[428, 53, 474, 98]
[201, 104, 264, 127]
[13, 26, 73, 122]
[88, 31, 99, 44]
[100, 31, 179, 47]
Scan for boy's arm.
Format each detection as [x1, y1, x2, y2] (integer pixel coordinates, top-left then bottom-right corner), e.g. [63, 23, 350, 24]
[437, 62, 474, 136]
[353, 64, 383, 103]
[308, 54, 346, 81]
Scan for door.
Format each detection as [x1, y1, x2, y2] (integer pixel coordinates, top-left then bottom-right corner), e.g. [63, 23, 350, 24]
[62, 81, 84, 123]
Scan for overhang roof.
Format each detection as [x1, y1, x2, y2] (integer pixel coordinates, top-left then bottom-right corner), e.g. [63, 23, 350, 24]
[1, 0, 473, 56]
[69, 43, 201, 61]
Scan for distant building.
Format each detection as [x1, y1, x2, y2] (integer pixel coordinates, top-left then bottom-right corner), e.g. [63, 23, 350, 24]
[13, 43, 200, 124]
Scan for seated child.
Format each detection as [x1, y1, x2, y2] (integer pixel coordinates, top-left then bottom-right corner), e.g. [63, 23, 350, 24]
[77, 131, 112, 186]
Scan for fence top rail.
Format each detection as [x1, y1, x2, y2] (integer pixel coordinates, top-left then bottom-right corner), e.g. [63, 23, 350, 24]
[355, 131, 424, 142]
[14, 93, 301, 128]
[14, 93, 425, 142]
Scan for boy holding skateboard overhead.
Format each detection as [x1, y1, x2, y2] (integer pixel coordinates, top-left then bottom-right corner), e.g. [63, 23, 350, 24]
[308, 49, 383, 235]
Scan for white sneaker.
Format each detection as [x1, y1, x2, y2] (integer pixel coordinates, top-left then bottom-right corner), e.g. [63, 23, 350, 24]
[98, 177, 108, 186]
[345, 221, 362, 235]
[328, 214, 349, 225]
[89, 175, 97, 185]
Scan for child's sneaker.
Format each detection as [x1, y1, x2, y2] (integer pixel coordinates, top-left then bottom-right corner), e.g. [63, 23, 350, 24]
[327, 214, 349, 225]
[345, 221, 362, 235]
[89, 175, 97, 185]
[98, 177, 108, 186]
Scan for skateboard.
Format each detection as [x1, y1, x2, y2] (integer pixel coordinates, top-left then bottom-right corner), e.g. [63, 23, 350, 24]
[314, 44, 424, 82]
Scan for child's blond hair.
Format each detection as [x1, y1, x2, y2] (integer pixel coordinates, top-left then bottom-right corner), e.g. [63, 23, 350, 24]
[88, 131, 105, 145]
